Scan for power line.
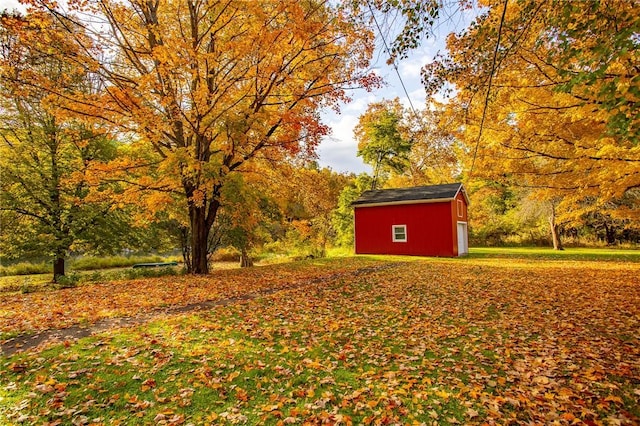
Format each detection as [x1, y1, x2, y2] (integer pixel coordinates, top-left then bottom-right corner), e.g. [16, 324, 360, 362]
[366, 0, 420, 119]
[468, 0, 509, 179]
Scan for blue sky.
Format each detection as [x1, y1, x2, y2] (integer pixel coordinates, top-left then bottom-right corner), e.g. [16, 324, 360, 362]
[317, 43, 442, 174]
[1, 0, 478, 175]
[317, 6, 479, 174]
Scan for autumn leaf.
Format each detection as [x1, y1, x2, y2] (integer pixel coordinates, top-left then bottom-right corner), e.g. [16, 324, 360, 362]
[1, 257, 639, 424]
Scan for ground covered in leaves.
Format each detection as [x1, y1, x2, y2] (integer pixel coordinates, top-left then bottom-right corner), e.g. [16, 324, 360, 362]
[0, 256, 639, 425]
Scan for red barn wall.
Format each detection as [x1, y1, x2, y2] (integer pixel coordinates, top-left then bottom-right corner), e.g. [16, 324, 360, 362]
[450, 192, 469, 256]
[354, 201, 456, 257]
[453, 191, 468, 222]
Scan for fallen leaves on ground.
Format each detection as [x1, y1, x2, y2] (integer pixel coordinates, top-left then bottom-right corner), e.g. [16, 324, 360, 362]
[0, 257, 638, 425]
[0, 259, 381, 338]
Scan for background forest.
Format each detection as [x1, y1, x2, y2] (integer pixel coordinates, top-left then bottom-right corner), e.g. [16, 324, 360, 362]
[1, 0, 638, 280]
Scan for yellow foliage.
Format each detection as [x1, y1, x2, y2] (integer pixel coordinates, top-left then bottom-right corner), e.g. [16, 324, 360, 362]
[436, 0, 640, 224]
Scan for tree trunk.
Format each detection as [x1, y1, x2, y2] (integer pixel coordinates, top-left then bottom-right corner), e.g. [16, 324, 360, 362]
[179, 225, 191, 272]
[188, 197, 220, 275]
[53, 256, 65, 282]
[604, 223, 616, 245]
[190, 206, 210, 274]
[548, 204, 564, 251]
[240, 247, 253, 268]
[371, 151, 383, 190]
[319, 232, 327, 258]
[550, 222, 563, 250]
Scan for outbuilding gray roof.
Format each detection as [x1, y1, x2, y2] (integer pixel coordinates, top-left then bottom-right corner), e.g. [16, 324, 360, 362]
[352, 183, 467, 206]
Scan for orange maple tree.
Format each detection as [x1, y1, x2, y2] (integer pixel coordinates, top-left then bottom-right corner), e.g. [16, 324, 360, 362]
[419, 0, 640, 247]
[22, 0, 380, 273]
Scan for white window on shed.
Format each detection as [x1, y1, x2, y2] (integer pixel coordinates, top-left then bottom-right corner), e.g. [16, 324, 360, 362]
[392, 225, 407, 242]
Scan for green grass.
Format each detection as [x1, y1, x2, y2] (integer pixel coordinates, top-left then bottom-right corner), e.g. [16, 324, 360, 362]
[2, 246, 636, 294]
[0, 261, 50, 276]
[0, 265, 182, 294]
[349, 246, 640, 264]
[334, 246, 640, 264]
[0, 255, 183, 293]
[0, 255, 637, 424]
[0, 274, 52, 293]
[0, 305, 469, 424]
[468, 246, 640, 261]
[0, 255, 182, 277]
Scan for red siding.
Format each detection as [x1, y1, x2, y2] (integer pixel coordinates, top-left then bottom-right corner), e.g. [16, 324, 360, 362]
[450, 192, 468, 256]
[354, 202, 456, 257]
[454, 192, 468, 222]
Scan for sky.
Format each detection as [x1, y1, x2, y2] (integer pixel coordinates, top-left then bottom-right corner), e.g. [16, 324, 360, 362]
[0, 0, 20, 13]
[317, 5, 479, 174]
[317, 44, 442, 174]
[0, 0, 478, 175]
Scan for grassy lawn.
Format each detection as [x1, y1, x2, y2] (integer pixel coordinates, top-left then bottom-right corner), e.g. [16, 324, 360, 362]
[0, 262, 246, 295]
[468, 246, 640, 262]
[0, 254, 638, 425]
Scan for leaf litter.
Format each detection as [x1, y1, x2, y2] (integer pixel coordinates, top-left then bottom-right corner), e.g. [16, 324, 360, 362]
[0, 257, 638, 425]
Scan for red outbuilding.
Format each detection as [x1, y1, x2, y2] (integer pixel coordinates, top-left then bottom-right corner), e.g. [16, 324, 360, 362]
[352, 183, 469, 257]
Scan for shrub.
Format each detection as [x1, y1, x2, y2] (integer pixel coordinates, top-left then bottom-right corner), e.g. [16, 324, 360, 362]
[211, 247, 241, 262]
[53, 272, 81, 289]
[20, 283, 38, 294]
[0, 262, 50, 276]
[86, 271, 106, 283]
[288, 246, 326, 262]
[123, 266, 181, 280]
[19, 277, 39, 294]
[70, 255, 168, 271]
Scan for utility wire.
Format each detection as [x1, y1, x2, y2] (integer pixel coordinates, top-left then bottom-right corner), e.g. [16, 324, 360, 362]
[366, 0, 420, 119]
[468, 0, 509, 179]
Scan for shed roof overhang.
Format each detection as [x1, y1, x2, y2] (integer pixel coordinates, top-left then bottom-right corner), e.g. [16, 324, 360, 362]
[352, 183, 469, 208]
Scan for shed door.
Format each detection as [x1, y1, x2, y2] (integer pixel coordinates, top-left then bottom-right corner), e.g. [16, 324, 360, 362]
[457, 222, 468, 256]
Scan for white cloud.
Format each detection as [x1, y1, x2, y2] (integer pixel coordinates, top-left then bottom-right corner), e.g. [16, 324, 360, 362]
[0, 0, 25, 12]
[317, 25, 466, 174]
[398, 52, 430, 79]
[403, 87, 427, 111]
[343, 92, 379, 113]
[317, 112, 371, 174]
[318, 52, 431, 173]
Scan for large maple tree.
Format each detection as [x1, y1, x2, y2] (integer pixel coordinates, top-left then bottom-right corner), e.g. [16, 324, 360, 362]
[24, 0, 378, 273]
[419, 0, 639, 246]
